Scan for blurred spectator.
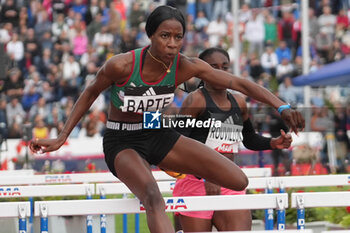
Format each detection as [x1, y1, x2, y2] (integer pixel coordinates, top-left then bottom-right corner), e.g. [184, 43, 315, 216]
[24, 28, 41, 67]
[194, 10, 209, 32]
[206, 15, 227, 47]
[85, 0, 99, 26]
[318, 6, 336, 36]
[22, 85, 41, 112]
[292, 56, 303, 77]
[278, 76, 303, 105]
[336, 8, 349, 35]
[86, 11, 103, 44]
[72, 27, 88, 60]
[128, 2, 146, 29]
[6, 32, 24, 63]
[6, 97, 25, 127]
[275, 40, 292, 64]
[245, 10, 265, 56]
[276, 58, 294, 82]
[32, 116, 49, 139]
[261, 46, 278, 76]
[3, 68, 24, 100]
[34, 10, 52, 41]
[0, 0, 19, 27]
[107, 5, 121, 36]
[212, 0, 228, 21]
[278, 11, 295, 49]
[119, 28, 137, 53]
[264, 13, 277, 46]
[62, 53, 81, 86]
[0, 98, 8, 142]
[238, 3, 252, 24]
[28, 97, 51, 122]
[51, 13, 69, 41]
[0, 22, 12, 44]
[311, 105, 335, 173]
[93, 25, 113, 55]
[136, 22, 150, 48]
[328, 39, 346, 62]
[315, 27, 333, 64]
[197, 0, 212, 21]
[249, 55, 265, 81]
[41, 31, 53, 51]
[333, 103, 350, 173]
[52, 0, 66, 18]
[308, 8, 319, 39]
[72, 0, 87, 20]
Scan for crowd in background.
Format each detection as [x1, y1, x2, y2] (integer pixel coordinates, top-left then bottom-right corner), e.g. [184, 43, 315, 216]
[0, 0, 350, 172]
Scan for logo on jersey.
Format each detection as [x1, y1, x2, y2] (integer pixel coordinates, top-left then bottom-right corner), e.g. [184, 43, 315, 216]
[205, 116, 243, 153]
[143, 110, 161, 129]
[121, 85, 175, 113]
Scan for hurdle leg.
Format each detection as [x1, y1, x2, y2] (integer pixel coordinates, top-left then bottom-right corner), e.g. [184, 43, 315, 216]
[99, 187, 107, 233]
[135, 213, 140, 233]
[19, 204, 28, 233]
[296, 195, 305, 229]
[29, 197, 33, 233]
[40, 203, 48, 233]
[264, 179, 274, 230]
[276, 195, 286, 230]
[122, 193, 128, 233]
[86, 187, 93, 233]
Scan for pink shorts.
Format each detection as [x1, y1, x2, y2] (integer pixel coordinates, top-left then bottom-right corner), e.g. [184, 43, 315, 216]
[172, 175, 246, 219]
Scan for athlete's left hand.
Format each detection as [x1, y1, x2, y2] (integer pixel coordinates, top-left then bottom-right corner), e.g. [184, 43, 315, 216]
[280, 109, 305, 134]
[270, 129, 292, 149]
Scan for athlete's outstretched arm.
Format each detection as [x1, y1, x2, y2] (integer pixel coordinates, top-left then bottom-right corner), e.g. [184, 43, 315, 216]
[30, 54, 132, 153]
[177, 57, 305, 134]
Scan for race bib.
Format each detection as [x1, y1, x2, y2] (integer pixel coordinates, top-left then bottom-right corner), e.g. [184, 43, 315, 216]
[121, 85, 175, 113]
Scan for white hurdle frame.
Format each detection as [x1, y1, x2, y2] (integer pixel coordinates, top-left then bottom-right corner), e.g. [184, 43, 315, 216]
[291, 191, 350, 230]
[0, 167, 271, 185]
[34, 193, 288, 232]
[247, 174, 350, 189]
[0, 184, 94, 198]
[0, 201, 31, 232]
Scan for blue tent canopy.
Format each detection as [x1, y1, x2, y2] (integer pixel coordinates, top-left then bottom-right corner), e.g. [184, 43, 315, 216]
[292, 57, 350, 87]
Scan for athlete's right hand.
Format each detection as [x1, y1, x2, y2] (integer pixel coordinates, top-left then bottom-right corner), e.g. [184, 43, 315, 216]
[29, 137, 66, 154]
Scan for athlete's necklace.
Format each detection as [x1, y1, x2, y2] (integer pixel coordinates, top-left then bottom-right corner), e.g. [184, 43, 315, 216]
[147, 49, 172, 73]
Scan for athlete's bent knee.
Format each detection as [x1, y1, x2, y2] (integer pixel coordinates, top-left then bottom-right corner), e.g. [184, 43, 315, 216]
[141, 184, 165, 212]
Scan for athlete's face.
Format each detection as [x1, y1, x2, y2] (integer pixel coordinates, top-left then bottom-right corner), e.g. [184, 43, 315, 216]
[204, 52, 230, 90]
[150, 19, 184, 63]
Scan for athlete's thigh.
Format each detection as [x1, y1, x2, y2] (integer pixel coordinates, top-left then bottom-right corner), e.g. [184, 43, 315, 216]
[212, 209, 252, 231]
[114, 149, 160, 200]
[158, 135, 248, 191]
[178, 214, 212, 232]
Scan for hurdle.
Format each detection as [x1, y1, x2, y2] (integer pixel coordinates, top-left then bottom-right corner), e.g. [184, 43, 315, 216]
[291, 191, 350, 229]
[0, 183, 95, 233]
[34, 193, 288, 232]
[0, 201, 31, 232]
[245, 174, 350, 230]
[0, 167, 271, 185]
[95, 167, 272, 232]
[247, 174, 350, 189]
